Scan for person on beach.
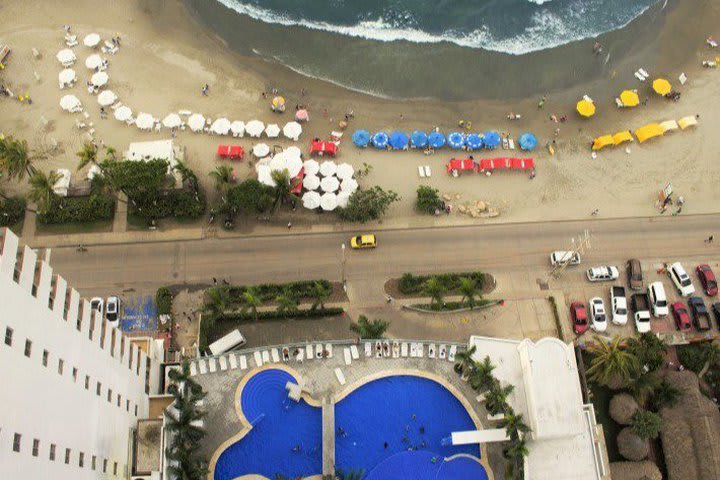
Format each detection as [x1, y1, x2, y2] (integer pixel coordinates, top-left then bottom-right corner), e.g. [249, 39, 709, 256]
[538, 95, 546, 108]
[593, 41, 603, 55]
[705, 235, 714, 243]
[201, 84, 209, 96]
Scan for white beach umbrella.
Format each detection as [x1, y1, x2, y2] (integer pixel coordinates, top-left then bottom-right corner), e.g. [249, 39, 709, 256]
[246, 120, 265, 138]
[265, 123, 281, 138]
[319, 160, 337, 177]
[320, 192, 338, 211]
[97, 90, 117, 106]
[253, 143, 270, 158]
[162, 113, 182, 129]
[336, 191, 352, 208]
[58, 68, 76, 87]
[188, 113, 206, 132]
[114, 105, 132, 122]
[135, 113, 155, 131]
[285, 155, 303, 178]
[56, 49, 76, 66]
[269, 153, 287, 172]
[211, 118, 232, 135]
[59, 94, 82, 112]
[257, 165, 275, 187]
[302, 191, 321, 210]
[283, 121, 303, 141]
[341, 178, 359, 193]
[87, 164, 103, 181]
[284, 145, 302, 159]
[303, 159, 320, 176]
[90, 71, 109, 88]
[83, 33, 101, 48]
[85, 54, 104, 70]
[335, 163, 355, 180]
[321, 176, 340, 193]
[302, 174, 321, 191]
[230, 121, 245, 137]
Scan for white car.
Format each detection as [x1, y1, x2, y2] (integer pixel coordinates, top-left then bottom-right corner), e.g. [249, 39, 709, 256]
[610, 286, 628, 325]
[90, 297, 104, 318]
[648, 282, 669, 317]
[106, 296, 120, 326]
[668, 262, 695, 297]
[589, 297, 608, 332]
[587, 266, 620, 282]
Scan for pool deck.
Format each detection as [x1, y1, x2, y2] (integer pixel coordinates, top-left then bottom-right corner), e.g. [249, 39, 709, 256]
[193, 340, 503, 480]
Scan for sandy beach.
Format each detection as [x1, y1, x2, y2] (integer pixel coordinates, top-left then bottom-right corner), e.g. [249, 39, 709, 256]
[2, 0, 720, 233]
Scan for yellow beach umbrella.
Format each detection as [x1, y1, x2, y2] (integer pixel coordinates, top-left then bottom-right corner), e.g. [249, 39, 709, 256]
[613, 131, 633, 145]
[271, 96, 286, 112]
[619, 90, 639, 107]
[635, 123, 664, 143]
[576, 99, 596, 117]
[592, 135, 615, 151]
[652, 78, 671, 96]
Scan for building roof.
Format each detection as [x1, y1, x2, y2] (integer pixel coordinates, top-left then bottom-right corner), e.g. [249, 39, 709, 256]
[125, 139, 177, 165]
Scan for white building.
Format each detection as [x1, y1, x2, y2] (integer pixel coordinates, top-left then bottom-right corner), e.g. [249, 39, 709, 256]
[0, 228, 163, 479]
[469, 335, 609, 480]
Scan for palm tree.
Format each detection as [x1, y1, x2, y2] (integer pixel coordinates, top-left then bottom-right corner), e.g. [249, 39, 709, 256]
[275, 293, 298, 314]
[627, 333, 667, 372]
[77, 143, 118, 195]
[586, 335, 640, 389]
[0, 135, 38, 180]
[209, 165, 234, 195]
[485, 380, 514, 415]
[76, 141, 99, 171]
[500, 409, 531, 441]
[423, 277, 446, 309]
[650, 380, 682, 410]
[27, 170, 61, 213]
[503, 436, 529, 461]
[269, 169, 298, 212]
[629, 372, 661, 404]
[459, 277, 478, 307]
[454, 344, 477, 375]
[349, 315, 390, 339]
[469, 355, 497, 392]
[310, 281, 331, 310]
[241, 287, 262, 320]
[203, 286, 230, 331]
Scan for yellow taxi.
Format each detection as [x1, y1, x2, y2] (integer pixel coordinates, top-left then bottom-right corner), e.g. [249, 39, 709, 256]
[350, 234, 377, 249]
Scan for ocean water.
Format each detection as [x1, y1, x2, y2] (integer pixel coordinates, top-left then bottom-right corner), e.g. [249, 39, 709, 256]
[214, 0, 657, 55]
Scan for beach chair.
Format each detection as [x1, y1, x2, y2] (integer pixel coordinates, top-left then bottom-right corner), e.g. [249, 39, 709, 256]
[487, 412, 505, 421]
[219, 356, 228, 371]
[418, 166, 426, 178]
[401, 342, 409, 357]
[208, 358, 217, 373]
[315, 344, 323, 359]
[502, 137, 509, 149]
[392, 341, 400, 358]
[350, 345, 359, 360]
[305, 344, 314, 360]
[439, 344, 447, 359]
[417, 343, 425, 357]
[383, 340, 391, 358]
[334, 368, 346, 386]
[583, 95, 594, 103]
[325, 344, 333, 358]
[190, 362, 198, 376]
[282, 347, 290, 361]
[615, 98, 624, 108]
[679, 72, 687, 85]
[198, 359, 207, 374]
[253, 351, 263, 367]
[343, 348, 352, 366]
[229, 353, 238, 369]
[296, 349, 305, 363]
[262, 351, 270, 364]
[508, 139, 515, 150]
[364, 342, 372, 357]
[428, 344, 436, 358]
[271, 348, 280, 363]
[375, 340, 383, 358]
[424, 165, 431, 177]
[448, 345, 457, 362]
[239, 355, 248, 370]
[410, 343, 417, 358]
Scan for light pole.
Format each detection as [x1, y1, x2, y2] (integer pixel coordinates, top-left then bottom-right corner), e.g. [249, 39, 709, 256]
[341, 243, 347, 291]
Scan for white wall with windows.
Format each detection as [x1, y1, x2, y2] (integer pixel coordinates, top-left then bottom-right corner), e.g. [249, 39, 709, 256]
[0, 228, 158, 479]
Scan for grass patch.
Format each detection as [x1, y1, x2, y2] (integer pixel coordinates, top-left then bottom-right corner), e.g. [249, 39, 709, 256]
[399, 271, 487, 295]
[35, 219, 113, 235]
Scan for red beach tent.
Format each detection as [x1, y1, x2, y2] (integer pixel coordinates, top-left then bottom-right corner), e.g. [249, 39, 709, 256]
[446, 158, 476, 174]
[216, 145, 244, 160]
[310, 140, 337, 157]
[479, 157, 534, 171]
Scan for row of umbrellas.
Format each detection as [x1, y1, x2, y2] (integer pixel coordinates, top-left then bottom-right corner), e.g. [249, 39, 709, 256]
[56, 50, 108, 70]
[352, 130, 538, 151]
[301, 191, 351, 211]
[579, 79, 675, 117]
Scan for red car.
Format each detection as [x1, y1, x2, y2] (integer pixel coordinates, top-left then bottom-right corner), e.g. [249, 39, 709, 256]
[696, 264, 718, 296]
[671, 302, 692, 332]
[571, 301, 589, 334]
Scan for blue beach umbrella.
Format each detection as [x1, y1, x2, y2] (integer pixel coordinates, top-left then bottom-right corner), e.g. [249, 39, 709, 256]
[465, 133, 484, 150]
[410, 130, 428, 149]
[372, 131, 389, 149]
[389, 131, 409, 150]
[484, 131, 501, 149]
[518, 132, 538, 151]
[447, 132, 465, 150]
[427, 131, 446, 149]
[352, 129, 371, 147]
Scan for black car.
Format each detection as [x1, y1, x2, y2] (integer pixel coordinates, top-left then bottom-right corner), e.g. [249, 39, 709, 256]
[712, 302, 720, 329]
[688, 296, 712, 331]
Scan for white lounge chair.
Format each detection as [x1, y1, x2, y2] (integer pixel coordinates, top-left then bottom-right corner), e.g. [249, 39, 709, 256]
[375, 340, 383, 358]
[383, 340, 391, 357]
[401, 343, 409, 357]
[615, 98, 624, 108]
[271, 348, 280, 363]
[315, 344, 323, 359]
[282, 347, 291, 361]
[190, 362, 198, 376]
[229, 353, 238, 369]
[210, 358, 219, 373]
[344, 347, 352, 366]
[239, 355, 248, 370]
[448, 345, 457, 362]
[502, 137, 509, 149]
[335, 368, 346, 386]
[418, 166, 426, 178]
[410, 343, 417, 358]
[219, 356, 228, 371]
[262, 351, 270, 364]
[508, 139, 515, 150]
[198, 359, 207, 374]
[297, 349, 305, 362]
[392, 341, 400, 358]
[253, 351, 263, 367]
[306, 344, 314, 360]
[428, 344, 436, 358]
[350, 345, 359, 360]
[365, 342, 372, 357]
[325, 344, 333, 358]
[417, 343, 425, 357]
[439, 344, 447, 360]
[424, 165, 431, 177]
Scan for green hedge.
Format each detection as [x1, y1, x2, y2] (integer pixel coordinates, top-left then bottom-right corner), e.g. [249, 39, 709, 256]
[129, 188, 205, 220]
[228, 280, 333, 305]
[548, 296, 565, 341]
[220, 307, 344, 322]
[398, 272, 486, 295]
[37, 194, 115, 224]
[411, 299, 494, 311]
[156, 287, 173, 315]
[0, 196, 26, 227]
[677, 342, 716, 374]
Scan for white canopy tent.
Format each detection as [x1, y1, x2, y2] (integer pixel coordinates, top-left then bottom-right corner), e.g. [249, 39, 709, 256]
[321, 176, 340, 193]
[58, 69, 76, 88]
[336, 191, 352, 208]
[90, 71, 109, 88]
[135, 113, 155, 131]
[188, 113, 206, 132]
[319, 161, 337, 177]
[303, 159, 320, 176]
[253, 143, 270, 158]
[85, 53, 104, 70]
[285, 155, 303, 178]
[162, 113, 182, 129]
[302, 191, 321, 209]
[211, 118, 232, 135]
[52, 169, 72, 197]
[283, 121, 303, 141]
[230, 121, 245, 137]
[56, 49, 76, 66]
[114, 105, 132, 122]
[340, 178, 359, 193]
[269, 153, 287, 172]
[285, 146, 302, 159]
[256, 164, 275, 186]
[302, 174, 320, 191]
[246, 120, 265, 138]
[83, 33, 101, 48]
[265, 123, 281, 138]
[59, 94, 82, 112]
[97, 90, 117, 106]
[320, 192, 338, 211]
[336, 163, 354, 180]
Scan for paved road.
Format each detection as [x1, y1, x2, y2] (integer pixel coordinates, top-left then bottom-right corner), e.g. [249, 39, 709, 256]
[47, 214, 718, 295]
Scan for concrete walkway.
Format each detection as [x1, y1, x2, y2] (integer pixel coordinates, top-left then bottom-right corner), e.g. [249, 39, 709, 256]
[112, 193, 128, 233]
[21, 203, 37, 240]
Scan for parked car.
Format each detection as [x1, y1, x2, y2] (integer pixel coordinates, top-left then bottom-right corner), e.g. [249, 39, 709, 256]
[671, 302, 692, 332]
[587, 266, 620, 282]
[712, 302, 720, 329]
[550, 251, 581, 266]
[570, 301, 589, 335]
[106, 296, 120, 325]
[688, 296, 711, 331]
[90, 297, 104, 318]
[648, 282, 669, 317]
[589, 297, 608, 332]
[631, 293, 651, 333]
[350, 234, 377, 249]
[610, 286, 628, 325]
[668, 262, 695, 297]
[696, 264, 718, 296]
[627, 259, 644, 290]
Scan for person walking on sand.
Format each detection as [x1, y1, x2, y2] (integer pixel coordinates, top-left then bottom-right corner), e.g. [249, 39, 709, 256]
[287, 221, 292, 230]
[591, 208, 599, 216]
[201, 84, 209, 96]
[538, 95, 546, 109]
[705, 235, 714, 243]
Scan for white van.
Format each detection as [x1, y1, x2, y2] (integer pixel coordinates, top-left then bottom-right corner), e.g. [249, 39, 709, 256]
[648, 282, 669, 317]
[668, 262, 695, 297]
[587, 266, 619, 282]
[550, 251, 581, 266]
[208, 329, 246, 356]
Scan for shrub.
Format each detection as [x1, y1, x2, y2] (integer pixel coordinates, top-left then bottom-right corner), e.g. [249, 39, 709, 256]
[129, 188, 205, 221]
[337, 186, 399, 223]
[677, 342, 715, 373]
[411, 299, 494, 311]
[156, 287, 173, 315]
[548, 296, 565, 341]
[398, 272, 486, 295]
[630, 410, 662, 440]
[37, 194, 114, 224]
[227, 280, 333, 305]
[416, 185, 443, 214]
[0, 196, 26, 227]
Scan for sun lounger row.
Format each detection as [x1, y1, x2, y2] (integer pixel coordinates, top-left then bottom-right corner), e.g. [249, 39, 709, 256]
[361, 341, 457, 362]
